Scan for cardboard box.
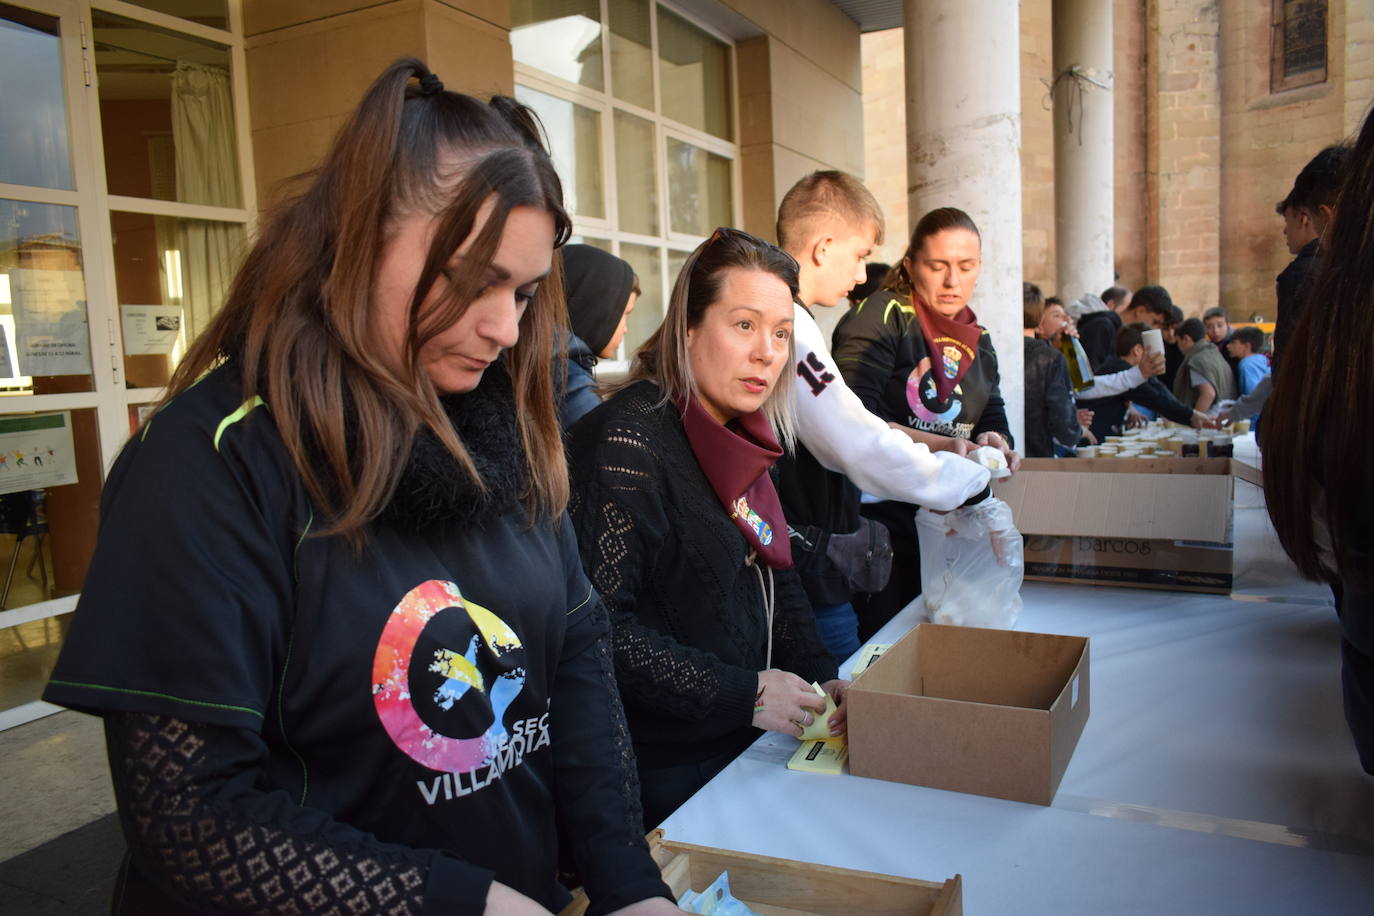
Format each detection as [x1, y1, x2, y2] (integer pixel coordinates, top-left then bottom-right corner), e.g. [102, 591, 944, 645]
[559, 830, 963, 915]
[847, 624, 1089, 806]
[993, 457, 1240, 594]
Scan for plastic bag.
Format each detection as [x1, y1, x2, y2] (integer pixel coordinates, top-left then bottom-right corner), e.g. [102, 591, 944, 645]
[678, 871, 760, 916]
[915, 496, 1024, 629]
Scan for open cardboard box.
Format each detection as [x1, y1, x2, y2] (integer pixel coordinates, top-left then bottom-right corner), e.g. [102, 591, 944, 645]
[993, 457, 1242, 593]
[847, 624, 1089, 806]
[559, 830, 962, 916]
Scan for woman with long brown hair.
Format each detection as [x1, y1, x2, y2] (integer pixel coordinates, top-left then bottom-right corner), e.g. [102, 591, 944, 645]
[567, 228, 845, 828]
[831, 207, 1019, 638]
[1263, 114, 1373, 774]
[44, 60, 676, 915]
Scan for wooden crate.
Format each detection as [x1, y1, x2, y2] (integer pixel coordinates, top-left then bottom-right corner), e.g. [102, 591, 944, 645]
[559, 830, 962, 916]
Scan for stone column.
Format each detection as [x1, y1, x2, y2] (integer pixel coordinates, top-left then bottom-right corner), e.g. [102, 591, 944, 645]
[904, 0, 1025, 449]
[1052, 0, 1115, 305]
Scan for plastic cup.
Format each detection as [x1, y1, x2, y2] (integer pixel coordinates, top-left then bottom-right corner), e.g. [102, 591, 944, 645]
[1142, 328, 1165, 358]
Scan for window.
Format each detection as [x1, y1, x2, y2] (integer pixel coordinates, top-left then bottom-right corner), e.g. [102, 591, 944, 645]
[513, 0, 738, 358]
[0, 0, 251, 730]
[1271, 0, 1327, 93]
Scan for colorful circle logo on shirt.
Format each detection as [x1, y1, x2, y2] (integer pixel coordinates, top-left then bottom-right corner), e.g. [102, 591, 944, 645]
[905, 357, 963, 425]
[371, 579, 526, 772]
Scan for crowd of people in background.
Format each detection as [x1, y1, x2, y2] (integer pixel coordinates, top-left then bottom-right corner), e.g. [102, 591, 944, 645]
[1019, 140, 1352, 455]
[1018, 132, 1372, 781]
[34, 55, 1374, 915]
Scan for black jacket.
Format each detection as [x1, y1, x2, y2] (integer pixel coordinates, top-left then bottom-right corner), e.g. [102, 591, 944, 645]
[832, 290, 1012, 446]
[776, 442, 860, 607]
[1086, 356, 1194, 440]
[567, 382, 838, 770]
[45, 363, 669, 915]
[1077, 309, 1123, 372]
[1023, 337, 1080, 458]
[1163, 339, 1184, 391]
[1275, 237, 1321, 373]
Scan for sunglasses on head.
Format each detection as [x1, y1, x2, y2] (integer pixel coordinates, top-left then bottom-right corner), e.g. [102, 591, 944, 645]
[705, 226, 768, 248]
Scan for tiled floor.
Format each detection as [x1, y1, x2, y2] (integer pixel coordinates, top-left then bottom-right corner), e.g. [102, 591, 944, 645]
[0, 614, 70, 713]
[0, 709, 114, 862]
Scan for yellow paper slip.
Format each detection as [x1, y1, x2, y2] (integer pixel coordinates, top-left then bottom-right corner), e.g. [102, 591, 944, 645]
[788, 737, 848, 775]
[799, 681, 839, 741]
[851, 643, 892, 676]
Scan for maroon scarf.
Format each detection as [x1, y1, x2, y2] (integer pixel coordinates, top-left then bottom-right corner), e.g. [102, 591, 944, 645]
[912, 295, 984, 403]
[678, 395, 793, 569]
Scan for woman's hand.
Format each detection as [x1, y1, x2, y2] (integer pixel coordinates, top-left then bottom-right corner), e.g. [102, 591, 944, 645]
[753, 670, 828, 738]
[1191, 410, 1218, 429]
[820, 679, 849, 737]
[485, 881, 555, 915]
[974, 431, 1021, 473]
[607, 898, 684, 915]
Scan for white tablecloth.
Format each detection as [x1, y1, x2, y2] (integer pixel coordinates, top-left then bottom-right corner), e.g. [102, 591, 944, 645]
[660, 499, 1374, 914]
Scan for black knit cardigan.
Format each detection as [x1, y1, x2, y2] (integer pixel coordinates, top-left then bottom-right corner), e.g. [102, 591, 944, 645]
[567, 380, 839, 770]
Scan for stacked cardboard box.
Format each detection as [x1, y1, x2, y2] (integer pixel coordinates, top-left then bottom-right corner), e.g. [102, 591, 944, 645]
[993, 457, 1256, 594]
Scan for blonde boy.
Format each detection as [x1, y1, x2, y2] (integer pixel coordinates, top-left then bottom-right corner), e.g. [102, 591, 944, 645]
[775, 171, 989, 510]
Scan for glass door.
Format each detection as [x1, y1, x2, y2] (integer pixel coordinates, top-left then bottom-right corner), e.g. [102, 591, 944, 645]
[0, 0, 106, 729]
[0, 0, 251, 730]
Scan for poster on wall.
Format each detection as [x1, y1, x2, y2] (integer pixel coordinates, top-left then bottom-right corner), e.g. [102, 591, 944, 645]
[7, 267, 94, 377]
[0, 411, 78, 497]
[121, 304, 184, 356]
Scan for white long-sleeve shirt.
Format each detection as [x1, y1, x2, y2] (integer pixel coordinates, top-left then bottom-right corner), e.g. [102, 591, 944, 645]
[1076, 365, 1147, 400]
[791, 304, 990, 512]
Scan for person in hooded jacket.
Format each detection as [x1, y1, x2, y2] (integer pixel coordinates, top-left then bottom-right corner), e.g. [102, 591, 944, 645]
[559, 244, 639, 428]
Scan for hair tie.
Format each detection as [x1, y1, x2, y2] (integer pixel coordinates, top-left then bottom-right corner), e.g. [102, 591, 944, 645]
[419, 72, 444, 96]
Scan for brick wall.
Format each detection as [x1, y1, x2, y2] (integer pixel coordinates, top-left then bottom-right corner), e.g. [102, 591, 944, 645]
[1345, 0, 1374, 135]
[1114, 0, 1149, 292]
[1146, 0, 1222, 316]
[858, 2, 1373, 321]
[1218, 0, 1347, 322]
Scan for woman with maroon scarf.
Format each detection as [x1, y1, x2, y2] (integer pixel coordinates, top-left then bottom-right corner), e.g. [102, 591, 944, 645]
[567, 228, 845, 828]
[832, 207, 1018, 636]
